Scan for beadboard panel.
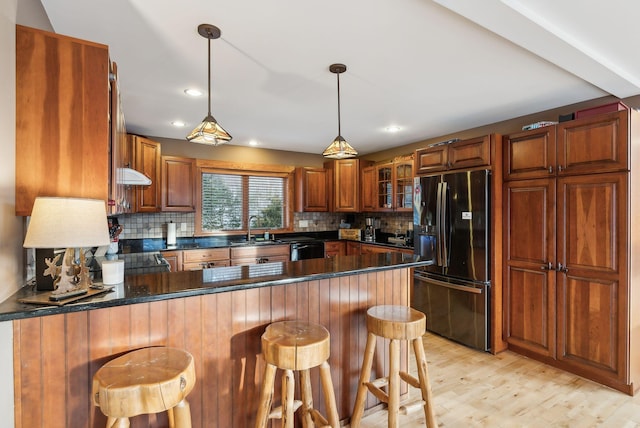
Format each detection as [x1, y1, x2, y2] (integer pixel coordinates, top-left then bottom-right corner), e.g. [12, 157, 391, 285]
[13, 268, 410, 427]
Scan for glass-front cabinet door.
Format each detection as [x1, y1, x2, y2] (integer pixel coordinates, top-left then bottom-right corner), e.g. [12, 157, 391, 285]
[394, 160, 413, 212]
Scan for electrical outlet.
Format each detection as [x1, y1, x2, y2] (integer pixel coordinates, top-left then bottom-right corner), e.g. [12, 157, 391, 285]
[180, 222, 187, 232]
[299, 220, 309, 228]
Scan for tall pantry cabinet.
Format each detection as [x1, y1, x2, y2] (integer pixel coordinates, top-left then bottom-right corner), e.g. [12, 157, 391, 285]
[503, 109, 640, 394]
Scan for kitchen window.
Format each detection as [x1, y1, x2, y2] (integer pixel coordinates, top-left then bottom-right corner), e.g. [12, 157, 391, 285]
[195, 165, 294, 235]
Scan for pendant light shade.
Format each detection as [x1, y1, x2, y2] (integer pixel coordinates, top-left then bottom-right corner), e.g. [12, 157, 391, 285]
[323, 63, 357, 159]
[187, 24, 232, 145]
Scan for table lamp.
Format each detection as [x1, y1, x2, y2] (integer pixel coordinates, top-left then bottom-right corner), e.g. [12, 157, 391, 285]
[23, 197, 111, 295]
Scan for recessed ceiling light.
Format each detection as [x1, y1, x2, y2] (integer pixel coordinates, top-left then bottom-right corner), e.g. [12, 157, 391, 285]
[171, 121, 186, 127]
[184, 88, 202, 97]
[248, 140, 260, 146]
[385, 126, 401, 133]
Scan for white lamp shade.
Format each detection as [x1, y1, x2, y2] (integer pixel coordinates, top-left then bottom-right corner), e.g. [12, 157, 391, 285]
[23, 197, 111, 249]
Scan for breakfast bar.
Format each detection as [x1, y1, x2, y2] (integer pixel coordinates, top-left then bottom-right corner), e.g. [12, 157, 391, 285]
[3, 252, 428, 428]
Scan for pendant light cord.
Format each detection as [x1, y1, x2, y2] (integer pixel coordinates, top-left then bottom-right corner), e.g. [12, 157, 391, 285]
[207, 35, 212, 117]
[336, 72, 341, 136]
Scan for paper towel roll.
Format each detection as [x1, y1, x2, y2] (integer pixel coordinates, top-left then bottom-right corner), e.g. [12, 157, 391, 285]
[102, 260, 124, 285]
[167, 222, 177, 246]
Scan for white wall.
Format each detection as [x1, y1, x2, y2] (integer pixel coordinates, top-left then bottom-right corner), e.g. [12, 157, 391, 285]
[0, 0, 18, 423]
[0, 0, 52, 424]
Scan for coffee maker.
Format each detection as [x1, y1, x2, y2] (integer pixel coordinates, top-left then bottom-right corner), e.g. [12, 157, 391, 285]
[364, 217, 376, 242]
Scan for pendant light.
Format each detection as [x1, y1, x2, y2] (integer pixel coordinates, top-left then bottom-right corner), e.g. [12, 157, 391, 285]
[322, 63, 358, 159]
[186, 23, 232, 145]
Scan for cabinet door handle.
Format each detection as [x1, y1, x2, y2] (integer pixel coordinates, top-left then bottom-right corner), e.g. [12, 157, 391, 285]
[540, 262, 554, 271]
[558, 165, 564, 172]
[548, 166, 554, 174]
[556, 263, 569, 273]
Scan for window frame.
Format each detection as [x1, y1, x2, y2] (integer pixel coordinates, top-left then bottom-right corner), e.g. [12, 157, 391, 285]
[195, 160, 295, 237]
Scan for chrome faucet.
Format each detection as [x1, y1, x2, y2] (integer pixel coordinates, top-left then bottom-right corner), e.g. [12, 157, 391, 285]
[247, 215, 258, 242]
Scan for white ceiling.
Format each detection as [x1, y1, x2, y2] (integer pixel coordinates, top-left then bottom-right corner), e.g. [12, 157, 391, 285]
[39, 0, 640, 156]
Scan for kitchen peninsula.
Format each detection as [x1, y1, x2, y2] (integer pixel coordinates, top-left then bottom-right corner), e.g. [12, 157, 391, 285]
[4, 252, 427, 427]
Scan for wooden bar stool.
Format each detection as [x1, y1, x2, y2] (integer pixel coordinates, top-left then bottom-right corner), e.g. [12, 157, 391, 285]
[92, 347, 195, 428]
[351, 305, 437, 428]
[255, 320, 340, 428]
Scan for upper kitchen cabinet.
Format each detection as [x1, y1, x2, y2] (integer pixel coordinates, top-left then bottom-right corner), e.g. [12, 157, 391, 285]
[372, 155, 413, 212]
[129, 134, 161, 212]
[324, 159, 360, 212]
[360, 164, 376, 212]
[294, 167, 329, 212]
[161, 156, 196, 212]
[503, 110, 628, 181]
[415, 135, 492, 175]
[15, 25, 111, 216]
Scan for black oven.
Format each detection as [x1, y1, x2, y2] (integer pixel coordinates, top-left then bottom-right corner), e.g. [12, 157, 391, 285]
[290, 241, 325, 261]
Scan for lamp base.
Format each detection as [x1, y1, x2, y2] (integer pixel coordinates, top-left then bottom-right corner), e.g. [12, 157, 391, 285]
[35, 248, 55, 291]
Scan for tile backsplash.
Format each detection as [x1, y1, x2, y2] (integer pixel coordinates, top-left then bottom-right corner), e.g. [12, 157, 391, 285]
[115, 211, 413, 240]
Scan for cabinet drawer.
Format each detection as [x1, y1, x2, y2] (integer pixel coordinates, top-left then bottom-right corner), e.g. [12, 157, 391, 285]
[230, 244, 290, 259]
[183, 248, 230, 263]
[183, 259, 230, 270]
[231, 255, 290, 266]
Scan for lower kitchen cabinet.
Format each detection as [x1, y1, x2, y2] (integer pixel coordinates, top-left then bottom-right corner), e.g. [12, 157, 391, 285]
[361, 243, 413, 256]
[231, 244, 290, 266]
[182, 248, 230, 270]
[346, 241, 361, 256]
[324, 241, 345, 258]
[162, 250, 183, 272]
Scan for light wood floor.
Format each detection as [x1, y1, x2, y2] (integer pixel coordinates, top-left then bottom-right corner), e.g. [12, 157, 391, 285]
[354, 333, 640, 427]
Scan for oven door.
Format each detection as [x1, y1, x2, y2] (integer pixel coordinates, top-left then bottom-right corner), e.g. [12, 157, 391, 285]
[412, 270, 490, 351]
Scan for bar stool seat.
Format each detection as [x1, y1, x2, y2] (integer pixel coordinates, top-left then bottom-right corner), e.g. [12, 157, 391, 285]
[92, 347, 195, 428]
[255, 320, 340, 428]
[351, 305, 437, 428]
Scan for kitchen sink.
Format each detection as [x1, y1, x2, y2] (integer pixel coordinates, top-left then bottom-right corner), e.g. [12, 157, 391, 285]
[229, 240, 283, 247]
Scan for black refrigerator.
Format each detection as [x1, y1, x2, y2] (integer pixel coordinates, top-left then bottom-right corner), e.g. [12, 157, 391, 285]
[412, 169, 490, 351]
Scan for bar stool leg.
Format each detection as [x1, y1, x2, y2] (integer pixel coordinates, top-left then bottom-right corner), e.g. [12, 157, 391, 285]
[299, 369, 314, 428]
[319, 361, 340, 428]
[388, 339, 400, 428]
[106, 417, 129, 428]
[171, 399, 192, 428]
[255, 363, 277, 428]
[350, 332, 377, 427]
[412, 338, 437, 428]
[282, 369, 295, 428]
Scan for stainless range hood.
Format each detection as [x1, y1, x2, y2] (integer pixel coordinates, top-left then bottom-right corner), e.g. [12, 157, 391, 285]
[117, 167, 151, 186]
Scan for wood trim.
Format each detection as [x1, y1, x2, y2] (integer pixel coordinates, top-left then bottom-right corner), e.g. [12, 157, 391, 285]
[13, 270, 411, 427]
[196, 158, 295, 174]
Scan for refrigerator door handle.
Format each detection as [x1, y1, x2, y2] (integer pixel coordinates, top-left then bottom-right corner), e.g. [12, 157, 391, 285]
[414, 273, 483, 294]
[440, 181, 449, 267]
[436, 182, 445, 266]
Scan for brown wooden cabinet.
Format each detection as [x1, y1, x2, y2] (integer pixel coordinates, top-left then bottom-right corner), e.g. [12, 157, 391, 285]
[182, 248, 230, 270]
[346, 241, 361, 256]
[129, 135, 161, 212]
[504, 110, 628, 181]
[503, 110, 636, 394]
[162, 156, 196, 212]
[360, 165, 377, 212]
[230, 244, 290, 266]
[324, 159, 360, 212]
[415, 135, 491, 175]
[361, 243, 413, 255]
[294, 167, 329, 212]
[15, 25, 111, 216]
[109, 62, 132, 215]
[161, 250, 183, 272]
[324, 241, 346, 258]
[361, 156, 413, 212]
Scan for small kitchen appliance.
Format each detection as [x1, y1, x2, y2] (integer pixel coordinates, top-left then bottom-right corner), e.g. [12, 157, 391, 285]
[364, 217, 376, 242]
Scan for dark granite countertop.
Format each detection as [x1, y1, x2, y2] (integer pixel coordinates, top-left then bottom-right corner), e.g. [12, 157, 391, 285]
[0, 252, 428, 322]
